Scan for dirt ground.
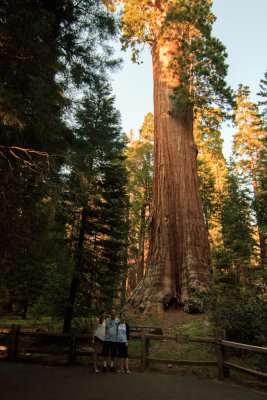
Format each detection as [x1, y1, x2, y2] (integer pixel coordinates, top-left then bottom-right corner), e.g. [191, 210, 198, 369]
[126, 306, 210, 331]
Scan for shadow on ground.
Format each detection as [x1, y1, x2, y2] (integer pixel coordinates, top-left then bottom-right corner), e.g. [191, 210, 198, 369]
[1, 362, 266, 400]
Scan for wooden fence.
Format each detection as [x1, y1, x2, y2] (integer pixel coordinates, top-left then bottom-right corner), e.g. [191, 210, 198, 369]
[0, 325, 266, 381]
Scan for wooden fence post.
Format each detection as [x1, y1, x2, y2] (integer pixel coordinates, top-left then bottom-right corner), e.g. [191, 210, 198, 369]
[146, 336, 150, 369]
[141, 328, 147, 371]
[8, 324, 20, 361]
[216, 330, 230, 380]
[68, 329, 77, 366]
[221, 330, 230, 378]
[216, 334, 224, 380]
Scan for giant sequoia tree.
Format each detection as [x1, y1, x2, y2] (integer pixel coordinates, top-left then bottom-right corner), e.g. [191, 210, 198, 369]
[107, 0, 233, 312]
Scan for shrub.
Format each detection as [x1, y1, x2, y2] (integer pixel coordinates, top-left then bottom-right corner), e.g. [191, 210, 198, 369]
[202, 287, 267, 346]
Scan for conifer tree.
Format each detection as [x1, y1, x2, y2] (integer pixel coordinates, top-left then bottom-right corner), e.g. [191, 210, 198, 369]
[106, 0, 233, 312]
[257, 70, 267, 126]
[0, 0, 122, 320]
[0, 0, 68, 166]
[126, 113, 154, 292]
[194, 107, 228, 239]
[233, 85, 266, 267]
[217, 169, 256, 286]
[63, 82, 129, 332]
[256, 72, 267, 268]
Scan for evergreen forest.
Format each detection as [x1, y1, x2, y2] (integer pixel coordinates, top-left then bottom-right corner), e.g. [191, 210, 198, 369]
[0, 1, 266, 343]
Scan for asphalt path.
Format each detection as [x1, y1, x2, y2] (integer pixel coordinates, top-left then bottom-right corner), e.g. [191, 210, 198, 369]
[1, 362, 266, 400]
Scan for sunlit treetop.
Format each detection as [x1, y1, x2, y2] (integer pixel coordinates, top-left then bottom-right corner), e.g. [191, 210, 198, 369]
[232, 84, 265, 185]
[257, 70, 267, 125]
[104, 0, 234, 113]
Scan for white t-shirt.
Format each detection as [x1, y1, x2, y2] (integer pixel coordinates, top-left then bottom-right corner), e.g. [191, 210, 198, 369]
[94, 320, 106, 341]
[117, 323, 127, 343]
[105, 317, 120, 342]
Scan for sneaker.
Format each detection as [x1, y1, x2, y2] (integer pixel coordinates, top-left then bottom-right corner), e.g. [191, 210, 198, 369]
[102, 367, 107, 372]
[117, 369, 125, 373]
[110, 366, 116, 372]
[125, 369, 131, 374]
[93, 368, 99, 373]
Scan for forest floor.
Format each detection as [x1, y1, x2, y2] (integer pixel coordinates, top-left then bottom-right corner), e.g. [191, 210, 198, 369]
[126, 305, 210, 330]
[125, 307, 267, 393]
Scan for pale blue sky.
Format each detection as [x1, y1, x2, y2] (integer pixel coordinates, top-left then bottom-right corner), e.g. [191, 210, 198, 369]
[111, 1, 267, 160]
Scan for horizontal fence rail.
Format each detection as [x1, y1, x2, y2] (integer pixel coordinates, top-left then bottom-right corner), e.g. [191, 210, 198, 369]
[220, 340, 267, 354]
[0, 325, 266, 381]
[219, 339, 267, 380]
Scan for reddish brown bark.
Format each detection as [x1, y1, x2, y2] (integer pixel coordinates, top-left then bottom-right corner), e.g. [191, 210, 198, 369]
[126, 42, 212, 313]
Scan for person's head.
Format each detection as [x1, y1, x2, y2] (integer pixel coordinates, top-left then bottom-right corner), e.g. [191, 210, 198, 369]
[110, 309, 116, 320]
[99, 310, 107, 324]
[120, 312, 126, 323]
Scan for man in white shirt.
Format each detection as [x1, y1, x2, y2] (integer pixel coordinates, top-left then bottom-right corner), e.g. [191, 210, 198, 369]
[102, 309, 120, 372]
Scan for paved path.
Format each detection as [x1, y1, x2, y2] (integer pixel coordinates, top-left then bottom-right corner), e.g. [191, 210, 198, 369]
[1, 362, 266, 400]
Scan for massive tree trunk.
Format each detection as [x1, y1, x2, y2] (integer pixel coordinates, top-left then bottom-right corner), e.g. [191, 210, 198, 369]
[126, 42, 212, 313]
[137, 203, 146, 281]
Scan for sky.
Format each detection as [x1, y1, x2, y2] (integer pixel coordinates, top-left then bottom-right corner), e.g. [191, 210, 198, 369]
[110, 0, 267, 160]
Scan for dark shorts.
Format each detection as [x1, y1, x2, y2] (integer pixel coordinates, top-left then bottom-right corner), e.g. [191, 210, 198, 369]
[102, 341, 117, 358]
[94, 336, 104, 345]
[117, 342, 128, 358]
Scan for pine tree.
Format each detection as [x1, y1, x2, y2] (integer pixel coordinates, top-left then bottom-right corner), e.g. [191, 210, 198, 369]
[257, 70, 267, 126]
[63, 81, 129, 332]
[194, 107, 228, 239]
[0, 0, 68, 166]
[233, 85, 266, 267]
[215, 169, 257, 286]
[256, 72, 267, 269]
[0, 0, 122, 321]
[126, 113, 154, 292]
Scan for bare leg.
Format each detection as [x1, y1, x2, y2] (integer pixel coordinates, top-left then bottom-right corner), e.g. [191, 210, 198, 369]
[93, 344, 100, 368]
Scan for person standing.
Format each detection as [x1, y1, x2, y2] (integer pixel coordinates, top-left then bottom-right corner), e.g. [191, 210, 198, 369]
[102, 309, 120, 372]
[92, 310, 107, 372]
[117, 312, 131, 373]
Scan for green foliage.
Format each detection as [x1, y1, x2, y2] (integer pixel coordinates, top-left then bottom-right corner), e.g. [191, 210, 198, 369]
[0, 0, 127, 331]
[233, 85, 264, 183]
[65, 80, 129, 320]
[119, 0, 234, 112]
[257, 69, 267, 125]
[125, 113, 154, 290]
[169, 321, 212, 338]
[202, 287, 267, 346]
[221, 172, 255, 259]
[253, 136, 267, 267]
[197, 160, 216, 225]
[72, 317, 95, 334]
[212, 169, 257, 283]
[232, 85, 266, 266]
[0, 0, 68, 164]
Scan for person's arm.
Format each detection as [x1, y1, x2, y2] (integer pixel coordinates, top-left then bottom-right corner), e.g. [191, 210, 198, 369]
[126, 323, 130, 345]
[92, 318, 99, 343]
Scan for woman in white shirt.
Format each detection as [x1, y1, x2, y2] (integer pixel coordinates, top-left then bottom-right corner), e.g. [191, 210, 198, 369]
[92, 310, 107, 372]
[117, 312, 130, 373]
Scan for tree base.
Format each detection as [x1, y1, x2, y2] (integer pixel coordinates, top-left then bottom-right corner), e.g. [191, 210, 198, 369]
[183, 298, 204, 314]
